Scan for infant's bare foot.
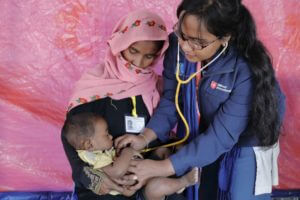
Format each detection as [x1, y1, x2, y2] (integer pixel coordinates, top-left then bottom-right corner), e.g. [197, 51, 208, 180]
[183, 167, 199, 186]
[176, 167, 199, 194]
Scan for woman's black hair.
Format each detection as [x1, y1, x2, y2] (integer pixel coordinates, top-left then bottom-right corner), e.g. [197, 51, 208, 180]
[177, 0, 280, 146]
[155, 40, 165, 51]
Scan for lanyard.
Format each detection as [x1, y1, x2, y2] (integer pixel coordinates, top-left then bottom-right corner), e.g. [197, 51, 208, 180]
[131, 96, 138, 117]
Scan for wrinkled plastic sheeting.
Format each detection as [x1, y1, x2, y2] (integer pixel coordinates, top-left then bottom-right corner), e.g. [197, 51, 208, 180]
[0, 0, 180, 191]
[0, 0, 299, 192]
[245, 0, 300, 189]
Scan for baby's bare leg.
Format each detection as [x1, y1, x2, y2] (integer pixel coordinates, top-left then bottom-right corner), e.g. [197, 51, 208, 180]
[144, 167, 199, 200]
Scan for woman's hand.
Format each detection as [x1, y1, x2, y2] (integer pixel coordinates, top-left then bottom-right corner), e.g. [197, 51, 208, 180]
[97, 173, 138, 195]
[114, 134, 146, 151]
[131, 148, 144, 160]
[126, 158, 175, 190]
[115, 128, 157, 151]
[97, 175, 124, 195]
[83, 167, 124, 195]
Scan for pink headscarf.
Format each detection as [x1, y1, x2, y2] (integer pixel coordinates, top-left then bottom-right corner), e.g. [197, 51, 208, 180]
[68, 10, 169, 115]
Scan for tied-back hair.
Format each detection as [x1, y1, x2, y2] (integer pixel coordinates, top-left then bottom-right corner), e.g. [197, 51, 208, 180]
[177, 0, 280, 146]
[62, 112, 103, 149]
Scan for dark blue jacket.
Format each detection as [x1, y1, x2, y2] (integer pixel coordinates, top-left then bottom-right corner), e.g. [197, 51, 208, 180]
[147, 34, 286, 176]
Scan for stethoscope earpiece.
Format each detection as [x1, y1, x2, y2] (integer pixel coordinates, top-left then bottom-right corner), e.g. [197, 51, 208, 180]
[222, 41, 228, 48]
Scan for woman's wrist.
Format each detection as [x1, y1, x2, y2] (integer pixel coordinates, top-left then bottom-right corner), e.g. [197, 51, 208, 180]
[140, 128, 157, 145]
[139, 134, 149, 149]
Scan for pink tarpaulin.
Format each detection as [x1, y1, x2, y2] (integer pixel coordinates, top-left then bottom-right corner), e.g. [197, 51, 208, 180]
[0, 0, 299, 191]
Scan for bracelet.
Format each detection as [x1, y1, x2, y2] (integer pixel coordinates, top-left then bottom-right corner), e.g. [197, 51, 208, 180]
[139, 133, 149, 149]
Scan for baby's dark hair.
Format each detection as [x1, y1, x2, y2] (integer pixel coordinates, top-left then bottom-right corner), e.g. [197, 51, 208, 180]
[62, 112, 104, 149]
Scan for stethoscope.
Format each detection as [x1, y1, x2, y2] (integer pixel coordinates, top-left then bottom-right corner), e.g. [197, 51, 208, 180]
[142, 41, 228, 152]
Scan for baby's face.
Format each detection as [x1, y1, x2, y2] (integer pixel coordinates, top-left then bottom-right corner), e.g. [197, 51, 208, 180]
[90, 119, 113, 151]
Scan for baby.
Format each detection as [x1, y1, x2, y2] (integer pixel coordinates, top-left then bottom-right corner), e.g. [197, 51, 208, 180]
[63, 112, 198, 199]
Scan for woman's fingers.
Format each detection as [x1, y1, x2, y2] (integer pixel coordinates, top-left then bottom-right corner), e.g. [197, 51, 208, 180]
[129, 160, 138, 167]
[132, 150, 143, 159]
[108, 179, 124, 193]
[127, 165, 138, 173]
[115, 134, 146, 151]
[114, 135, 132, 149]
[126, 160, 139, 174]
[120, 174, 138, 184]
[113, 176, 137, 186]
[126, 160, 155, 191]
[129, 181, 144, 191]
[97, 173, 124, 195]
[114, 135, 126, 148]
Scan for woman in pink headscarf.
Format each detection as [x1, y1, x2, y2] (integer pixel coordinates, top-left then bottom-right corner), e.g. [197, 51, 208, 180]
[61, 10, 186, 200]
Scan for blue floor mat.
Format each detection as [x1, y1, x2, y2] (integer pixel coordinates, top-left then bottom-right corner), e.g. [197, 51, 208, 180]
[0, 190, 299, 200]
[0, 192, 73, 200]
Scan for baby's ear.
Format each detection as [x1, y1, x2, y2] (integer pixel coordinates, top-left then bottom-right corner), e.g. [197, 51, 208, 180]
[82, 139, 93, 151]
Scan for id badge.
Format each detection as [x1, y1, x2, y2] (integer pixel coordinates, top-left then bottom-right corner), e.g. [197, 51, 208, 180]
[125, 115, 145, 133]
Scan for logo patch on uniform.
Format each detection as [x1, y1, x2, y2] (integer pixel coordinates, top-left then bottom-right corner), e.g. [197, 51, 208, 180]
[210, 81, 232, 93]
[210, 81, 218, 89]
